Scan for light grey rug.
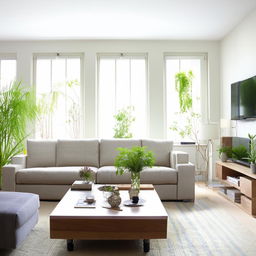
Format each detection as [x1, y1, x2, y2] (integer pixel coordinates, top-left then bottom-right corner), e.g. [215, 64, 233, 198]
[1, 186, 256, 256]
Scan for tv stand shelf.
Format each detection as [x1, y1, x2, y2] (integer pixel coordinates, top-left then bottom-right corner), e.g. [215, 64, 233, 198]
[216, 161, 256, 216]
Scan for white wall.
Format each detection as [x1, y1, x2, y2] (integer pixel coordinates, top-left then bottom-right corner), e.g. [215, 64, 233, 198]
[0, 40, 220, 139]
[221, 8, 256, 137]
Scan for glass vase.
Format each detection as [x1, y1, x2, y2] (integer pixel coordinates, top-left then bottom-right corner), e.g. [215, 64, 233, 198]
[131, 172, 140, 191]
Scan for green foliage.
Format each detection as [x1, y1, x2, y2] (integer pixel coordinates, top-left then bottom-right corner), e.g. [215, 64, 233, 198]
[232, 145, 248, 160]
[217, 146, 232, 158]
[245, 134, 256, 164]
[170, 111, 200, 140]
[113, 106, 135, 138]
[79, 166, 95, 182]
[175, 70, 194, 113]
[115, 146, 155, 175]
[0, 81, 38, 185]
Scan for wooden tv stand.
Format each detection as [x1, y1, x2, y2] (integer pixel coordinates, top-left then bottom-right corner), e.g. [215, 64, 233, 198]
[216, 161, 256, 216]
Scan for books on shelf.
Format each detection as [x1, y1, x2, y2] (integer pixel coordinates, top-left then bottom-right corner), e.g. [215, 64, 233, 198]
[71, 180, 92, 190]
[226, 176, 240, 186]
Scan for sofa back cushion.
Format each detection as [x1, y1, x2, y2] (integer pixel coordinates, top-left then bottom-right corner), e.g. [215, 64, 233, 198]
[27, 140, 57, 168]
[56, 139, 99, 167]
[142, 139, 173, 166]
[100, 139, 141, 166]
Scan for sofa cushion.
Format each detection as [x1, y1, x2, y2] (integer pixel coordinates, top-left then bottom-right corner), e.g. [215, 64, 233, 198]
[27, 140, 56, 168]
[97, 166, 177, 184]
[0, 191, 39, 228]
[100, 139, 141, 166]
[16, 167, 98, 185]
[142, 139, 173, 167]
[56, 139, 99, 167]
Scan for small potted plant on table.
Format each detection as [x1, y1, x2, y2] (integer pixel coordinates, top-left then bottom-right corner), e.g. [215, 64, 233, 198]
[114, 146, 155, 203]
[245, 134, 256, 173]
[217, 146, 232, 162]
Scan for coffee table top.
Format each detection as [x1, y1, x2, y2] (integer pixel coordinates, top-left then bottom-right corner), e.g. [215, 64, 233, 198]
[50, 184, 168, 220]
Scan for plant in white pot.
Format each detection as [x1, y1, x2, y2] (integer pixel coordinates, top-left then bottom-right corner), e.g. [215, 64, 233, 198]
[114, 146, 155, 202]
[217, 146, 232, 162]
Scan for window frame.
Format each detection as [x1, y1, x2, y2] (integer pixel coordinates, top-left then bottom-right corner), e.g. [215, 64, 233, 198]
[96, 53, 149, 138]
[164, 53, 209, 140]
[33, 52, 85, 138]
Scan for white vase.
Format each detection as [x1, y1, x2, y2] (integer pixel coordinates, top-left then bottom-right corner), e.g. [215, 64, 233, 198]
[220, 152, 228, 162]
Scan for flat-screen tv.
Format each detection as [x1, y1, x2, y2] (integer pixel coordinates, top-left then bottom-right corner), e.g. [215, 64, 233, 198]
[231, 75, 256, 120]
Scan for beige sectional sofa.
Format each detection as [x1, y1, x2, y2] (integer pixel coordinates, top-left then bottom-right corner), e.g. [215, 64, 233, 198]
[2, 139, 195, 201]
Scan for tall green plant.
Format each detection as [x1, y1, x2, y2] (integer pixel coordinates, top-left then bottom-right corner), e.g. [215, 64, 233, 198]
[175, 70, 194, 113]
[0, 81, 37, 186]
[113, 106, 135, 138]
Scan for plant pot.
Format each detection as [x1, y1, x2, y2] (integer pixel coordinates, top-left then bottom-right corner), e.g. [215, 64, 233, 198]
[251, 163, 256, 174]
[220, 152, 228, 162]
[107, 191, 121, 208]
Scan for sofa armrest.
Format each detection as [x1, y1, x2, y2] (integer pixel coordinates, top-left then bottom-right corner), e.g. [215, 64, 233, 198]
[11, 154, 27, 168]
[176, 163, 195, 200]
[171, 151, 189, 168]
[2, 164, 22, 191]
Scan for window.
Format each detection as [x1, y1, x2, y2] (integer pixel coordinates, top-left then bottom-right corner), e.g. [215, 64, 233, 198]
[0, 56, 16, 90]
[165, 54, 207, 141]
[97, 54, 148, 138]
[34, 54, 83, 139]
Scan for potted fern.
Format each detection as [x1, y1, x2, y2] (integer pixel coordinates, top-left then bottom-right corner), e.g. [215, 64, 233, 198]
[114, 146, 155, 200]
[245, 134, 256, 173]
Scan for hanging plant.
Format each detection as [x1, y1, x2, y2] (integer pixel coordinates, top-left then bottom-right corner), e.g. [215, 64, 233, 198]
[175, 70, 194, 113]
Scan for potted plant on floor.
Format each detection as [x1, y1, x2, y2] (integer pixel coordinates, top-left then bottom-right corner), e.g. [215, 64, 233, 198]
[0, 81, 37, 188]
[114, 146, 155, 202]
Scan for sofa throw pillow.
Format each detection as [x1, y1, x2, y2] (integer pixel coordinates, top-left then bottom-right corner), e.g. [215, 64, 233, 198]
[142, 139, 173, 167]
[27, 140, 57, 168]
[56, 139, 99, 167]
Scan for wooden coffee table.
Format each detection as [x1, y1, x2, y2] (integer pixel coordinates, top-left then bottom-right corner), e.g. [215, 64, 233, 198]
[50, 184, 168, 252]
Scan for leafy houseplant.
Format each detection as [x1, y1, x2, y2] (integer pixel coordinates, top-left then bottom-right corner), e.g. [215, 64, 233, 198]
[217, 146, 232, 162]
[79, 166, 95, 183]
[113, 106, 135, 138]
[245, 134, 256, 173]
[232, 145, 248, 160]
[0, 81, 37, 187]
[115, 146, 155, 192]
[175, 70, 194, 113]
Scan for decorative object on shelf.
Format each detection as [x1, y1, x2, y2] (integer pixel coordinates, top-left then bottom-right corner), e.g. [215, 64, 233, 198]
[245, 133, 256, 173]
[217, 146, 232, 162]
[107, 190, 122, 208]
[115, 146, 155, 199]
[79, 166, 95, 183]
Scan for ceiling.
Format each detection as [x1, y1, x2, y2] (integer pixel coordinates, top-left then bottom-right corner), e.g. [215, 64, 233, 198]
[0, 0, 256, 40]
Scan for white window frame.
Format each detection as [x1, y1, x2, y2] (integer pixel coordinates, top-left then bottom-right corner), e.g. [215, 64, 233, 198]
[164, 53, 208, 140]
[33, 52, 85, 137]
[96, 53, 149, 138]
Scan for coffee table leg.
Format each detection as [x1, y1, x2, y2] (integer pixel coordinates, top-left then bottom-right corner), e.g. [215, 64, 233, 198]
[143, 239, 150, 252]
[67, 239, 74, 251]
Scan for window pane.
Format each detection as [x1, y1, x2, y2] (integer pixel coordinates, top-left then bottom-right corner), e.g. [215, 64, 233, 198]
[166, 57, 202, 141]
[35, 56, 81, 139]
[98, 56, 147, 138]
[0, 59, 16, 90]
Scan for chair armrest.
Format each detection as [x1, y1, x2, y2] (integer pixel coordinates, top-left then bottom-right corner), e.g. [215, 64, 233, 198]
[171, 151, 189, 168]
[2, 164, 23, 191]
[11, 154, 27, 168]
[176, 163, 195, 200]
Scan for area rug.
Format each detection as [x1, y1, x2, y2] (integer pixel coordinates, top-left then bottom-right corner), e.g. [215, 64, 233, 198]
[2, 186, 256, 256]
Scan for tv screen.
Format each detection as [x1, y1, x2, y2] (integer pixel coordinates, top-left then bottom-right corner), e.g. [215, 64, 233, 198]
[231, 75, 256, 120]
